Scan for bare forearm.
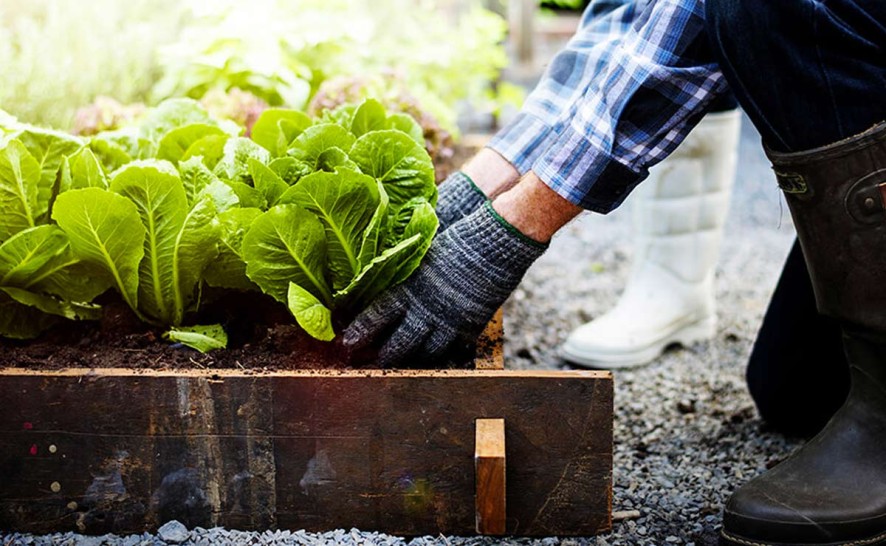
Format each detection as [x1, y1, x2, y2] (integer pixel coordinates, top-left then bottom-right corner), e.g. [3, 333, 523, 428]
[491, 171, 583, 243]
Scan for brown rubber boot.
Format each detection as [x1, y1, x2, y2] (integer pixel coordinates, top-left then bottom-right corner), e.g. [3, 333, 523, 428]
[721, 122, 886, 546]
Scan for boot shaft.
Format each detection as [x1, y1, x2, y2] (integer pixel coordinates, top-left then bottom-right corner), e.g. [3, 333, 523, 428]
[632, 109, 741, 283]
[768, 122, 886, 332]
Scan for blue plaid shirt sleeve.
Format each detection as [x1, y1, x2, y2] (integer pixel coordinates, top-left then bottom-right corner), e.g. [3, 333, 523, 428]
[492, 0, 731, 213]
[487, 0, 637, 175]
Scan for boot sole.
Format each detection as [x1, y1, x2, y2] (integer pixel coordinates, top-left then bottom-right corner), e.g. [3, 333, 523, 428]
[561, 315, 716, 369]
[720, 529, 886, 546]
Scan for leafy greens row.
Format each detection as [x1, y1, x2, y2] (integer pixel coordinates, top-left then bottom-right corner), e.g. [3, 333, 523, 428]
[0, 98, 438, 349]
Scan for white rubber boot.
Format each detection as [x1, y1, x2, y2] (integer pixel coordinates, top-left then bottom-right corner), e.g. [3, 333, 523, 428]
[561, 109, 741, 368]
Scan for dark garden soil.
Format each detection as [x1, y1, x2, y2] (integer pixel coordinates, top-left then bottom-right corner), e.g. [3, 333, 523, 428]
[0, 291, 490, 372]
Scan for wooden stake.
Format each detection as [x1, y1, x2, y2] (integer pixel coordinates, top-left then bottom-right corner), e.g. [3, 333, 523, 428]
[475, 418, 506, 535]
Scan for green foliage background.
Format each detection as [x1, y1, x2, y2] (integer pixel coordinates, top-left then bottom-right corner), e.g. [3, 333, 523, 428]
[0, 0, 519, 134]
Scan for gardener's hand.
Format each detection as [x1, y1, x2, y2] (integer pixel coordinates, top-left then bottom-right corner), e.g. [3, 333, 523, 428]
[434, 171, 487, 232]
[343, 201, 547, 367]
[435, 149, 520, 232]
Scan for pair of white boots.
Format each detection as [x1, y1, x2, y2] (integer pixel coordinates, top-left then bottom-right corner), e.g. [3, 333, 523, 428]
[561, 110, 742, 369]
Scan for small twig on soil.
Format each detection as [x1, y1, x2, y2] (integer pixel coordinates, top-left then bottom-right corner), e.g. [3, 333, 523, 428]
[189, 357, 205, 369]
[235, 360, 245, 370]
[612, 509, 642, 522]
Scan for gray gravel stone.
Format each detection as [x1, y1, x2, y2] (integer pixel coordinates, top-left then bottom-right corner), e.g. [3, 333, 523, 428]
[156, 521, 189, 544]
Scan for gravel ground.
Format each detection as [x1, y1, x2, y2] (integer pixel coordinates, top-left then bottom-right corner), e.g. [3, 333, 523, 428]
[3, 116, 806, 545]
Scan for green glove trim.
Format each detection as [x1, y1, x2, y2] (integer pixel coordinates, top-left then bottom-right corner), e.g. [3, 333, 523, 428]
[459, 171, 486, 199]
[483, 200, 548, 250]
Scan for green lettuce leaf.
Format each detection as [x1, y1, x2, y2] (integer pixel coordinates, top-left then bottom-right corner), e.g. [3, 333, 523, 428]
[248, 158, 288, 207]
[386, 113, 425, 147]
[110, 160, 188, 323]
[110, 160, 221, 325]
[0, 291, 60, 340]
[350, 99, 388, 138]
[0, 225, 112, 304]
[181, 134, 229, 169]
[269, 157, 312, 185]
[178, 155, 239, 212]
[163, 324, 228, 352]
[88, 129, 141, 172]
[204, 207, 262, 291]
[386, 200, 438, 286]
[316, 147, 358, 173]
[320, 104, 358, 128]
[0, 140, 42, 242]
[288, 282, 335, 341]
[251, 109, 313, 157]
[348, 129, 436, 210]
[52, 187, 146, 316]
[287, 124, 355, 169]
[0, 225, 68, 287]
[178, 155, 219, 205]
[356, 180, 391, 268]
[15, 128, 84, 219]
[335, 200, 437, 307]
[334, 231, 424, 307]
[214, 137, 272, 184]
[138, 98, 218, 143]
[242, 204, 332, 305]
[350, 100, 423, 145]
[225, 180, 267, 209]
[277, 169, 380, 291]
[1, 286, 101, 321]
[66, 148, 109, 191]
[157, 123, 227, 164]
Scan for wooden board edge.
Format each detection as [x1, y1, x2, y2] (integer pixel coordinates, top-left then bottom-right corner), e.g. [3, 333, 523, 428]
[0, 367, 612, 379]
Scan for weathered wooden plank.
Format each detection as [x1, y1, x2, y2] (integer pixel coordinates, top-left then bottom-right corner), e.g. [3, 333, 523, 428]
[0, 369, 612, 536]
[475, 418, 506, 535]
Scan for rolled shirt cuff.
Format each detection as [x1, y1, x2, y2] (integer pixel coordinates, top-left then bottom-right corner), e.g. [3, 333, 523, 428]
[531, 122, 643, 214]
[486, 112, 558, 175]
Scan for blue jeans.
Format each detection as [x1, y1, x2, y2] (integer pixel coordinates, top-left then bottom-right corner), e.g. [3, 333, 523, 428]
[706, 0, 886, 153]
[705, 0, 886, 434]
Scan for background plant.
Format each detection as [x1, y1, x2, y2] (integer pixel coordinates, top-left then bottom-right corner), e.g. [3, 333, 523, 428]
[151, 0, 520, 136]
[0, 0, 185, 129]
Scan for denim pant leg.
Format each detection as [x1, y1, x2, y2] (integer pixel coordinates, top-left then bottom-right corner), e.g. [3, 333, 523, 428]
[705, 0, 886, 433]
[706, 0, 886, 153]
[746, 240, 850, 436]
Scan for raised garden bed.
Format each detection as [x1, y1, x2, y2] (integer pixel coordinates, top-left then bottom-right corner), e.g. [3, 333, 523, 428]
[0, 98, 613, 538]
[0, 312, 613, 537]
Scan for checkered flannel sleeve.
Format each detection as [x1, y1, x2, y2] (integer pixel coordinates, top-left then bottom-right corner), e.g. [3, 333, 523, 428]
[488, 0, 637, 175]
[495, 0, 732, 213]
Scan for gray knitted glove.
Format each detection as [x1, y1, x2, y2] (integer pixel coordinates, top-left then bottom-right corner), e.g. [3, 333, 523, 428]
[343, 201, 547, 367]
[435, 171, 486, 232]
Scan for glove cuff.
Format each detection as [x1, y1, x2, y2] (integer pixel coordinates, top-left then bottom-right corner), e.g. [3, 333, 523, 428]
[435, 171, 486, 230]
[482, 200, 548, 250]
[446, 201, 548, 282]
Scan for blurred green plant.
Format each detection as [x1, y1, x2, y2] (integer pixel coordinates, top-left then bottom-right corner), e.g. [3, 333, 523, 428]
[0, 0, 186, 129]
[540, 0, 588, 9]
[152, 0, 520, 136]
[0, 0, 520, 138]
